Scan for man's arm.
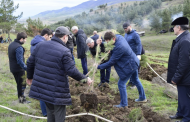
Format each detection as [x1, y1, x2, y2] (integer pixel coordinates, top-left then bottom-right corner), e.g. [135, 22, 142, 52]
[62, 50, 86, 81]
[134, 34, 142, 55]
[98, 45, 123, 70]
[15, 47, 27, 70]
[172, 40, 190, 84]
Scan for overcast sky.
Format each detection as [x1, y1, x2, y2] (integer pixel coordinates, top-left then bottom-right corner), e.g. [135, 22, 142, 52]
[14, 0, 89, 19]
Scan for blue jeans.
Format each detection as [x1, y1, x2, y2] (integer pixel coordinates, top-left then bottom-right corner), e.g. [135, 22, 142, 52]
[40, 100, 47, 116]
[100, 67, 111, 83]
[129, 64, 141, 85]
[118, 69, 146, 106]
[81, 58, 88, 75]
[69, 48, 75, 64]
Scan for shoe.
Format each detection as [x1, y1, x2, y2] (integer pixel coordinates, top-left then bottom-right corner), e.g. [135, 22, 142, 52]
[19, 96, 31, 104]
[175, 121, 184, 122]
[135, 98, 147, 103]
[113, 104, 126, 108]
[98, 83, 102, 87]
[169, 115, 183, 119]
[127, 82, 133, 87]
[44, 115, 47, 117]
[130, 85, 136, 89]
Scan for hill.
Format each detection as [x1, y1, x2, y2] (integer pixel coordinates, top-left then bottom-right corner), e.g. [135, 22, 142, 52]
[32, 0, 143, 24]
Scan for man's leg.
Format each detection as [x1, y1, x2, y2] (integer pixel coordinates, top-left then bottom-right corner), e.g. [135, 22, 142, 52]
[131, 69, 146, 101]
[40, 100, 47, 117]
[54, 105, 66, 122]
[69, 48, 75, 64]
[12, 72, 21, 98]
[81, 58, 88, 75]
[100, 69, 106, 83]
[177, 86, 190, 122]
[105, 67, 111, 83]
[45, 102, 55, 122]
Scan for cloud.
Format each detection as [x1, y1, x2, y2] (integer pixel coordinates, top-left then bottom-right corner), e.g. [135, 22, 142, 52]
[13, 0, 89, 19]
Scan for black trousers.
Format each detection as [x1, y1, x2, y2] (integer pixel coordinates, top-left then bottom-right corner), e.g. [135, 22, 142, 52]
[45, 102, 66, 122]
[176, 85, 190, 122]
[12, 71, 26, 98]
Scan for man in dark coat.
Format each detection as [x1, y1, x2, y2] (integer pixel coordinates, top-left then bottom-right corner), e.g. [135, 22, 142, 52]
[26, 26, 93, 122]
[8, 32, 30, 104]
[97, 31, 147, 108]
[71, 26, 88, 75]
[66, 26, 76, 63]
[123, 22, 142, 89]
[86, 38, 111, 86]
[167, 17, 190, 122]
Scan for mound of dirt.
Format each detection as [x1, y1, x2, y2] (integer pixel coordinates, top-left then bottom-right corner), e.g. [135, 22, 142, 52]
[66, 78, 171, 122]
[139, 64, 167, 81]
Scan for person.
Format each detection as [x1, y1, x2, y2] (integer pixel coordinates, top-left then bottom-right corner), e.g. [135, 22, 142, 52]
[91, 31, 104, 42]
[30, 28, 53, 117]
[97, 31, 147, 108]
[167, 17, 190, 122]
[86, 38, 111, 87]
[26, 26, 93, 122]
[71, 26, 88, 75]
[66, 26, 76, 63]
[0, 36, 3, 43]
[123, 22, 142, 89]
[8, 32, 30, 104]
[30, 28, 53, 53]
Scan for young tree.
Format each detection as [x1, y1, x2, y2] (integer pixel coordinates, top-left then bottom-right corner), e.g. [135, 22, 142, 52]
[161, 9, 172, 31]
[149, 12, 162, 32]
[0, 0, 23, 38]
[183, 0, 190, 19]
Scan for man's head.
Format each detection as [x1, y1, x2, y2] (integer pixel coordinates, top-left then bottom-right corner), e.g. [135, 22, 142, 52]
[41, 28, 53, 41]
[71, 26, 79, 35]
[17, 32, 27, 44]
[171, 17, 189, 36]
[123, 22, 132, 34]
[55, 26, 70, 44]
[104, 31, 116, 43]
[86, 38, 95, 48]
[93, 31, 97, 35]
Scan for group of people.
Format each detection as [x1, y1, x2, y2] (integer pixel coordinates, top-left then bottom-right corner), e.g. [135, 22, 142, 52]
[7, 16, 190, 122]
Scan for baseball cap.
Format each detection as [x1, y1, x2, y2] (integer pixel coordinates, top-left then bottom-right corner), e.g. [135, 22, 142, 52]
[55, 26, 70, 35]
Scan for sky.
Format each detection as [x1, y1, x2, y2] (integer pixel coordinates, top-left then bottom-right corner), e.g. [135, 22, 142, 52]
[14, 0, 90, 19]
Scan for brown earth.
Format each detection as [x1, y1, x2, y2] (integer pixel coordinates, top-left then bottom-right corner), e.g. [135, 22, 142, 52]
[139, 64, 167, 81]
[66, 78, 171, 122]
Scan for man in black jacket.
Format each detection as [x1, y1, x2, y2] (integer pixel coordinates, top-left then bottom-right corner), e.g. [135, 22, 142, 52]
[66, 26, 76, 63]
[71, 26, 88, 75]
[8, 32, 30, 104]
[26, 26, 93, 122]
[167, 17, 190, 122]
[86, 38, 111, 86]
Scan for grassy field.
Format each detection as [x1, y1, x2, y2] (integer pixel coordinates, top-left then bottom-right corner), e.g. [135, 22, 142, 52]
[0, 32, 178, 121]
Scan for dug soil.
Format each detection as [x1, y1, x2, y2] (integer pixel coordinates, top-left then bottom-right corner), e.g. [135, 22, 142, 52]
[66, 78, 170, 122]
[139, 64, 167, 81]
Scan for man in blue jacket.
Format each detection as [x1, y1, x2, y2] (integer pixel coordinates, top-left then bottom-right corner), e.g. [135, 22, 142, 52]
[97, 31, 147, 108]
[123, 22, 142, 89]
[71, 26, 88, 75]
[91, 31, 104, 42]
[8, 32, 30, 104]
[30, 28, 52, 53]
[168, 17, 190, 122]
[30, 28, 52, 117]
[27, 26, 92, 122]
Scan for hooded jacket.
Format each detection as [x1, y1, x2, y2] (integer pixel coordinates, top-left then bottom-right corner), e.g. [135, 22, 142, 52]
[30, 35, 46, 53]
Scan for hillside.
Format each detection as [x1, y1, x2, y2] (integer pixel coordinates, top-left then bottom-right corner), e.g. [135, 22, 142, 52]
[32, 0, 143, 24]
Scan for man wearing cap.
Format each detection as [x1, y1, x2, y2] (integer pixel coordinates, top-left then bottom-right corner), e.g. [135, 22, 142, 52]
[26, 26, 93, 122]
[71, 26, 88, 75]
[167, 17, 190, 122]
[123, 22, 142, 89]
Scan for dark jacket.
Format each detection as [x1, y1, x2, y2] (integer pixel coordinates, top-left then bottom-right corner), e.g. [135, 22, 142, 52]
[27, 36, 86, 105]
[91, 34, 104, 42]
[66, 32, 76, 49]
[30, 35, 46, 53]
[75, 29, 88, 59]
[124, 30, 142, 55]
[167, 31, 190, 85]
[98, 35, 139, 80]
[8, 39, 25, 73]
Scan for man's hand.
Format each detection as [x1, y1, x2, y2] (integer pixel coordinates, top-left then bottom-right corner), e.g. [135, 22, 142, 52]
[96, 39, 102, 45]
[27, 79, 33, 86]
[171, 81, 176, 85]
[137, 55, 141, 61]
[87, 77, 93, 86]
